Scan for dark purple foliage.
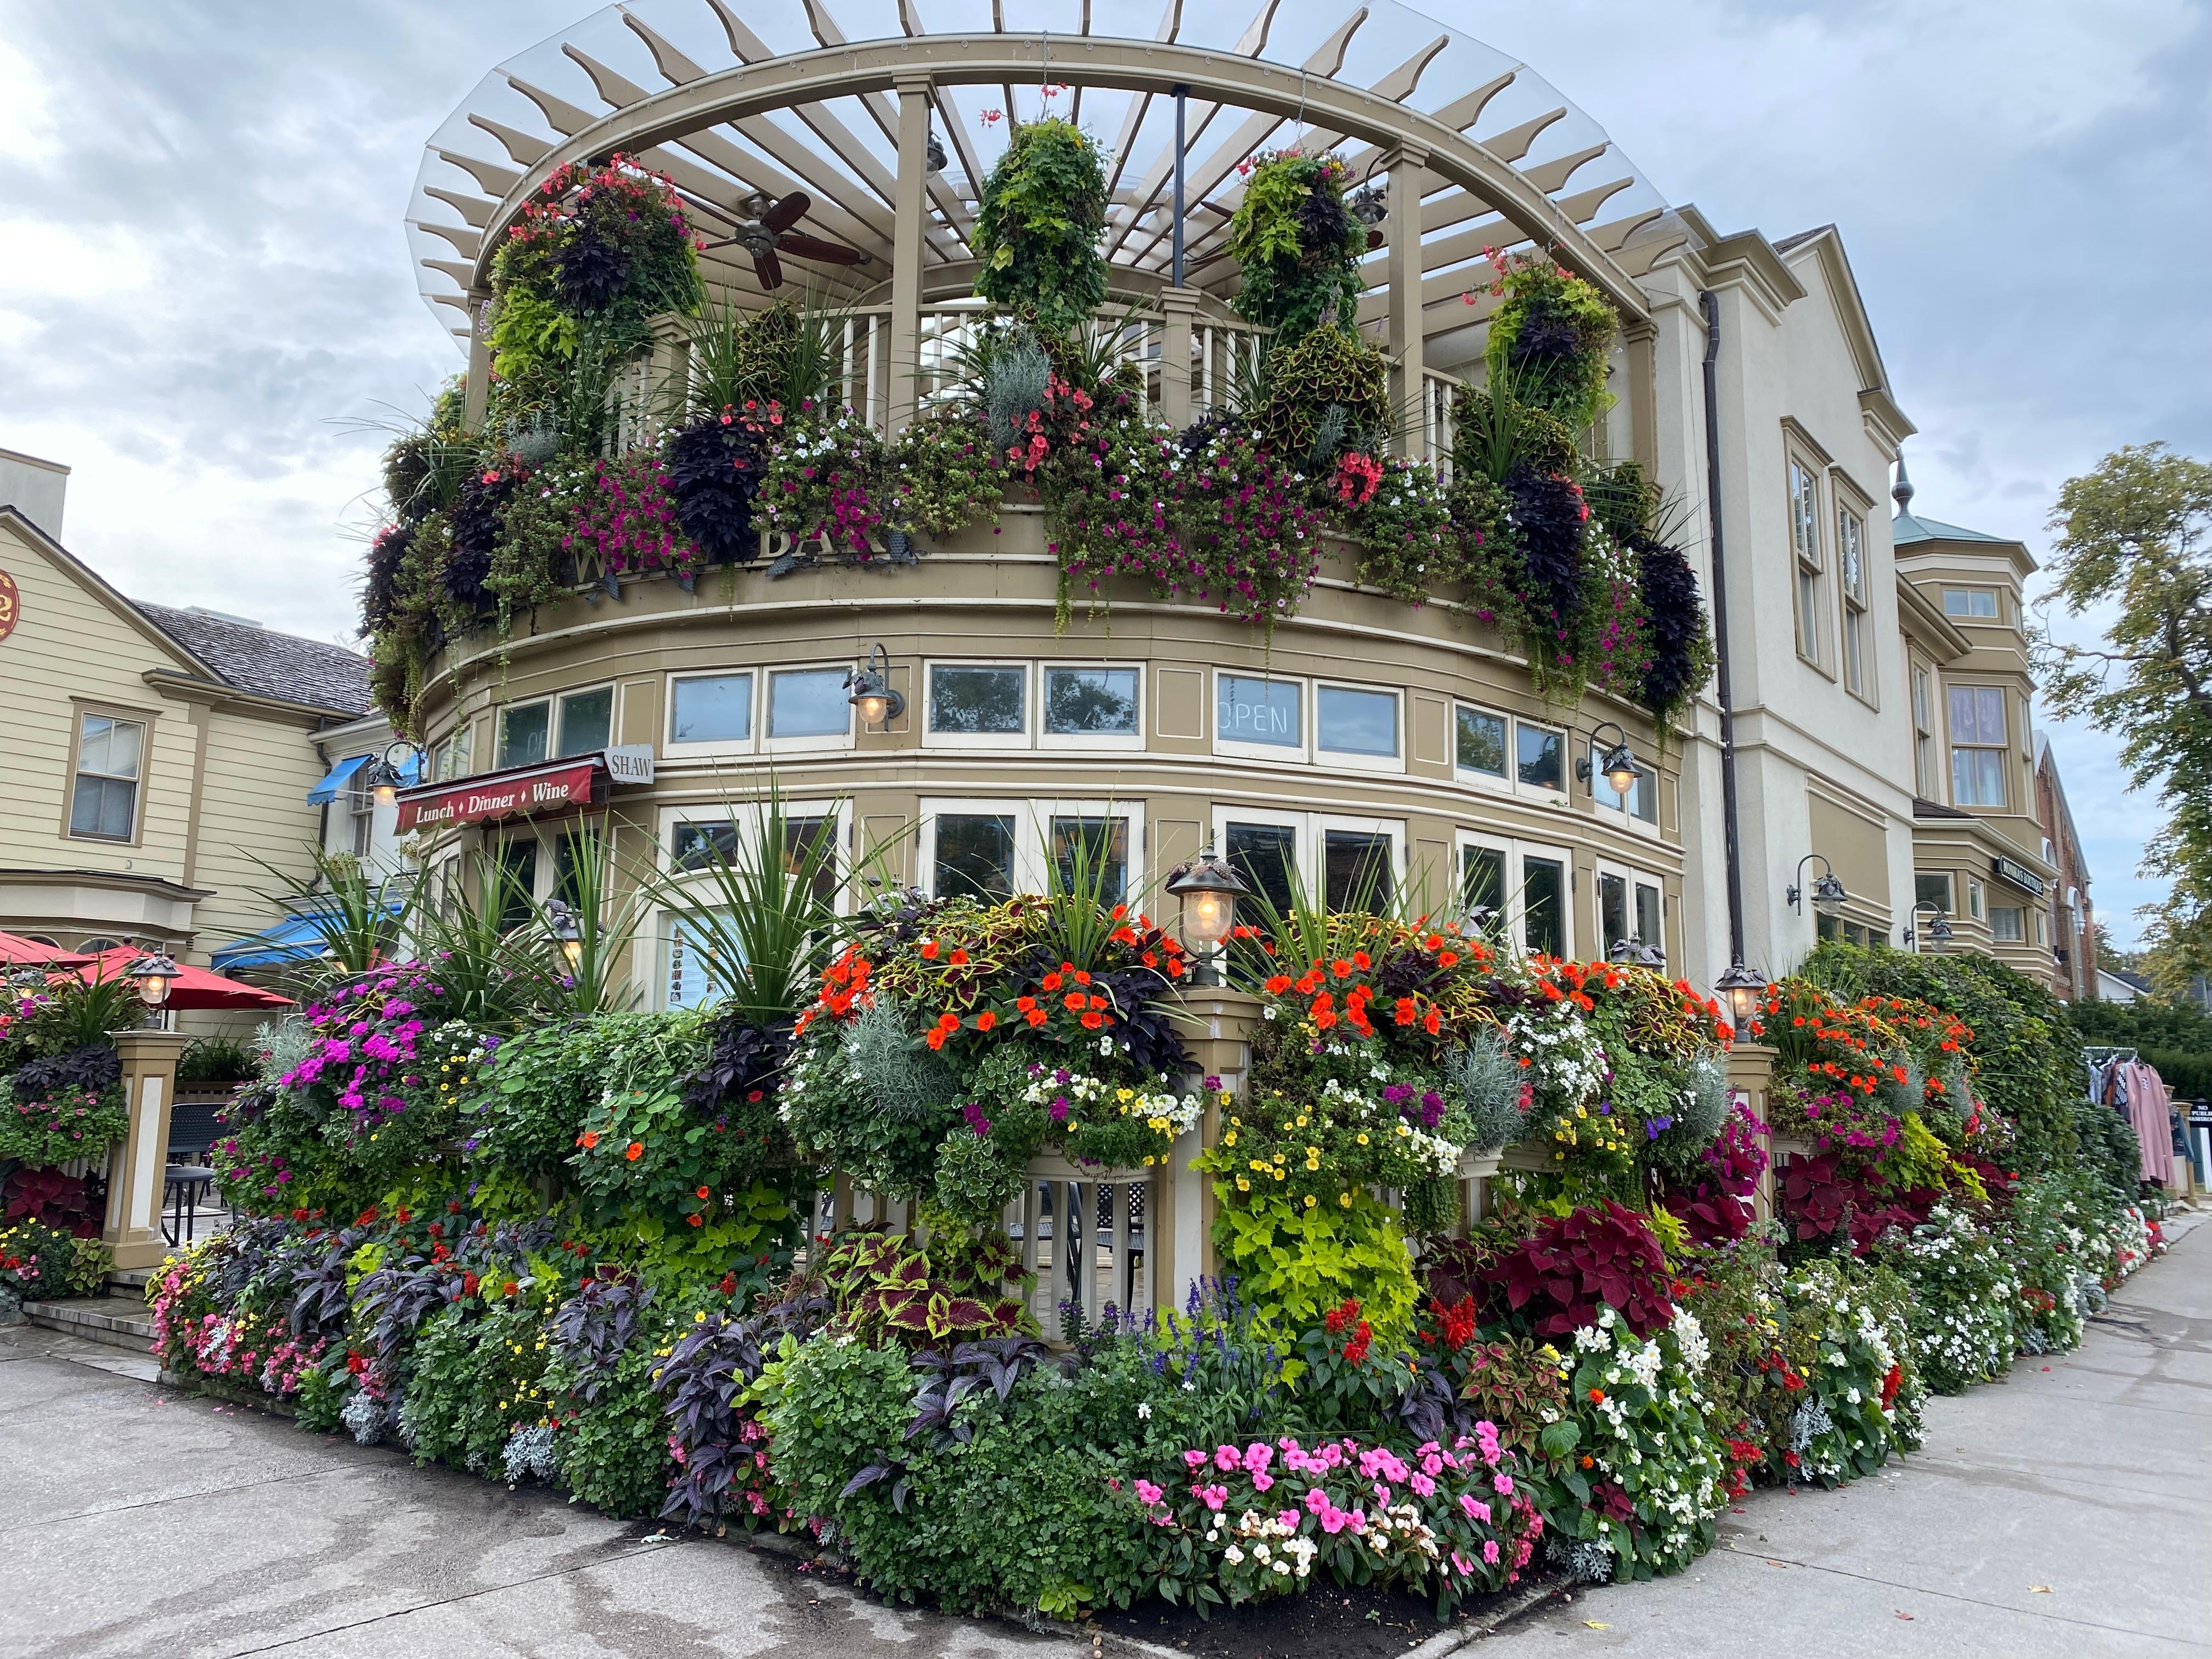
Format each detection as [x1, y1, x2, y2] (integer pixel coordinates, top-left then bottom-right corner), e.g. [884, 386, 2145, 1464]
[549, 1268, 656, 1402]
[1637, 539, 1706, 714]
[362, 523, 412, 634]
[444, 467, 518, 610]
[1483, 1201, 1674, 1340]
[681, 1017, 791, 1121]
[553, 228, 632, 313]
[10, 1043, 120, 1106]
[1504, 467, 1588, 632]
[663, 417, 769, 565]
[654, 1292, 829, 1527]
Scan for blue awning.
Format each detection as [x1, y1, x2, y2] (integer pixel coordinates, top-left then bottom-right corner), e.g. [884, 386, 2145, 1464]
[307, 754, 370, 804]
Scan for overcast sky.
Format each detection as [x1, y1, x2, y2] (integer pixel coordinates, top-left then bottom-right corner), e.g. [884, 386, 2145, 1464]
[1, 1, 2205, 944]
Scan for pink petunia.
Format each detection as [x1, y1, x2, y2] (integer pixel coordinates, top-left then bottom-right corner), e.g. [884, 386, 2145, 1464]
[1483, 1539, 1501, 1565]
[1492, 1473, 1515, 1496]
[1199, 1484, 1228, 1511]
[1134, 1480, 1163, 1505]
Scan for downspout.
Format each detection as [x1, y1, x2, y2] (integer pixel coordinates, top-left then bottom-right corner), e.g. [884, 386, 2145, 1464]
[1701, 290, 1757, 995]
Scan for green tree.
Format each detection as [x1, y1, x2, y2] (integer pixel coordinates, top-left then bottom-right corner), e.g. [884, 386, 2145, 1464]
[2038, 443, 2212, 973]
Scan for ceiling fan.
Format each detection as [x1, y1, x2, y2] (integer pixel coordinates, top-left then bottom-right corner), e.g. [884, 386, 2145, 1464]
[715, 191, 871, 290]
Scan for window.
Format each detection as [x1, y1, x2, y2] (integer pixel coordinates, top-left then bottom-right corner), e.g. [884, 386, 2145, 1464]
[929, 664, 1027, 736]
[555, 687, 613, 757]
[1634, 881, 1662, 955]
[932, 812, 1017, 900]
[1911, 667, 1937, 797]
[497, 702, 550, 769]
[494, 837, 538, 932]
[69, 713, 144, 840]
[672, 822, 741, 870]
[664, 804, 846, 909]
[1991, 906, 2024, 943]
[1323, 829, 1393, 912]
[1788, 459, 1825, 666]
[1049, 815, 1128, 900]
[1216, 674, 1302, 751]
[767, 668, 851, 740]
[1942, 588, 1999, 619]
[1949, 685, 2008, 807]
[1226, 821, 1299, 918]
[1914, 872, 1953, 915]
[782, 815, 842, 905]
[1818, 915, 1877, 947]
[1042, 666, 1139, 738]
[342, 761, 375, 858]
[1516, 724, 1563, 793]
[1316, 685, 1398, 759]
[1460, 843, 1505, 918]
[1838, 504, 1869, 698]
[1521, 856, 1567, 956]
[1594, 740, 1657, 826]
[1599, 872, 1628, 954]
[670, 673, 753, 744]
[1966, 878, 1985, 921]
[1454, 706, 1508, 778]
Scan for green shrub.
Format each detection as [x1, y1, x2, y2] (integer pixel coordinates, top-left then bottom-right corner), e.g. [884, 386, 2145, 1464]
[972, 119, 1109, 333]
[548, 1344, 675, 1517]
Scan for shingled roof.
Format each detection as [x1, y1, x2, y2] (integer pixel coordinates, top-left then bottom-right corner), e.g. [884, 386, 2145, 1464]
[133, 601, 371, 718]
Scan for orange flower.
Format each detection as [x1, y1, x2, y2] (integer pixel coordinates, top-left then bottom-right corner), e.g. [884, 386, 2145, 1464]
[625, 1142, 644, 1161]
[1588, 1387, 1606, 1403]
[578, 1131, 600, 1149]
[1062, 992, 1085, 1011]
[975, 1010, 997, 1031]
[1423, 1008, 1442, 1036]
[920, 939, 940, 960]
[687, 1214, 703, 1227]
[926, 1028, 949, 1049]
[1437, 950, 1458, 968]
[1394, 996, 1418, 1025]
[1080, 1010, 1104, 1029]
[949, 947, 969, 966]
[696, 1186, 710, 1200]
[1042, 972, 1063, 992]
[1023, 1008, 1047, 1028]
[1265, 975, 1294, 995]
[1331, 959, 1353, 979]
[936, 1011, 961, 1030]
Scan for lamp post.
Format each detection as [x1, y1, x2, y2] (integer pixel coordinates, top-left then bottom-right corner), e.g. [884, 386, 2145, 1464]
[1714, 959, 1769, 1034]
[1787, 854, 1848, 917]
[546, 898, 585, 973]
[1575, 720, 1644, 798]
[845, 643, 905, 731]
[1902, 903, 1954, 952]
[125, 941, 180, 1023]
[1165, 848, 1248, 987]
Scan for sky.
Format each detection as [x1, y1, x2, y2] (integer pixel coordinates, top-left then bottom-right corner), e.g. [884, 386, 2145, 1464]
[0, 0, 2206, 944]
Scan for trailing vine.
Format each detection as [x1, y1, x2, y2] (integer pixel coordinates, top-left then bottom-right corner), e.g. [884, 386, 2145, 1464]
[971, 120, 1109, 333]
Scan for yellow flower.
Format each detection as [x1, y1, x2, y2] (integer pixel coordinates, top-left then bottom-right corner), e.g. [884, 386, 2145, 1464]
[1304, 1195, 1318, 1209]
[1236, 1176, 1251, 1192]
[1338, 1193, 1352, 1206]
[1356, 1133, 1369, 1145]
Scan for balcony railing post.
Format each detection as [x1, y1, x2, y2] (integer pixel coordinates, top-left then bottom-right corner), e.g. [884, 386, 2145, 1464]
[1384, 145, 1430, 460]
[463, 288, 493, 433]
[1159, 287, 1199, 431]
[888, 74, 934, 437]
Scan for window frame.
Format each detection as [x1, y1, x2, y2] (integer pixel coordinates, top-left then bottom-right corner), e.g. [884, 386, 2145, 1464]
[1033, 797, 1146, 907]
[1211, 669, 1307, 763]
[1914, 871, 1955, 916]
[1451, 701, 1511, 786]
[1836, 496, 1872, 703]
[1214, 806, 1313, 920]
[1452, 828, 1575, 959]
[1515, 842, 1575, 960]
[1910, 663, 1937, 798]
[64, 703, 153, 845]
[1316, 812, 1407, 913]
[665, 669, 759, 755]
[1037, 662, 1146, 752]
[1948, 682, 2010, 809]
[552, 682, 616, 759]
[918, 796, 1033, 901]
[1787, 454, 1830, 673]
[1941, 586, 2000, 620]
[1990, 904, 2025, 944]
[762, 663, 859, 753]
[1590, 737, 1660, 834]
[1312, 679, 1405, 774]
[495, 698, 554, 770]
[922, 659, 1034, 751]
[1514, 718, 1568, 802]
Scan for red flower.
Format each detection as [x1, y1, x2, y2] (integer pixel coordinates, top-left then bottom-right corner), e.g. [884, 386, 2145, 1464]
[974, 1010, 996, 1031]
[625, 1142, 644, 1161]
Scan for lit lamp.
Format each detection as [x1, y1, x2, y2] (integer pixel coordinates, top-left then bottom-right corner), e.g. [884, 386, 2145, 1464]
[126, 943, 182, 1010]
[364, 741, 419, 810]
[1714, 959, 1769, 1032]
[1903, 903, 1954, 951]
[1575, 720, 1644, 797]
[1787, 854, 1848, 916]
[1165, 847, 1249, 985]
[546, 899, 584, 972]
[845, 644, 905, 731]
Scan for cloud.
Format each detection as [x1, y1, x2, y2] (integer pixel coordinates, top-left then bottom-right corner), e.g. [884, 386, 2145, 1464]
[2, 0, 2205, 936]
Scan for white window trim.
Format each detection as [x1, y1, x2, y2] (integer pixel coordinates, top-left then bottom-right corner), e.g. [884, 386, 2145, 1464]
[1037, 662, 1146, 752]
[1215, 805, 1316, 910]
[1589, 738, 1662, 838]
[918, 796, 1036, 898]
[664, 668, 759, 758]
[1031, 797, 1147, 907]
[922, 659, 1034, 751]
[1212, 668, 1308, 764]
[1451, 701, 1513, 790]
[1514, 719, 1571, 805]
[1453, 827, 1512, 917]
[1312, 680, 1406, 775]
[551, 682, 617, 759]
[1511, 839, 1576, 960]
[762, 663, 858, 754]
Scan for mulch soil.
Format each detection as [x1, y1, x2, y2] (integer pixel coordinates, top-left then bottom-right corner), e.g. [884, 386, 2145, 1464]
[1091, 1577, 1555, 1658]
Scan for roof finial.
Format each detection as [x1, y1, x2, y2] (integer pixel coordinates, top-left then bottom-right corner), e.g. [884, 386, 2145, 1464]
[1892, 455, 1915, 516]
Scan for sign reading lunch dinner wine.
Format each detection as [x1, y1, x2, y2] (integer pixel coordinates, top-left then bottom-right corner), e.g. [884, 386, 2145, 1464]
[394, 756, 602, 831]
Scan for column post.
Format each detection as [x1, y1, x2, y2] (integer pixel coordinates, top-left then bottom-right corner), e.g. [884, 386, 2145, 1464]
[463, 288, 494, 432]
[1384, 144, 1430, 460]
[1158, 286, 1200, 432]
[888, 74, 934, 437]
[1622, 316, 1659, 476]
[102, 1029, 189, 1271]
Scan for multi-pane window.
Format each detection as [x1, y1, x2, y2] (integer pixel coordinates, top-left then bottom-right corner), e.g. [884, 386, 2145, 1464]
[1316, 686, 1399, 758]
[1521, 856, 1567, 957]
[1460, 843, 1505, 918]
[1911, 667, 1937, 797]
[1914, 872, 1953, 915]
[496, 701, 551, 768]
[1593, 740, 1658, 825]
[494, 837, 538, 932]
[1598, 872, 1664, 957]
[1454, 707, 1507, 777]
[1049, 815, 1128, 899]
[929, 664, 1026, 735]
[1990, 906, 2024, 943]
[343, 763, 376, 857]
[1322, 829, 1393, 912]
[1837, 504, 1869, 697]
[1942, 588, 1999, 619]
[1516, 724, 1564, 792]
[69, 713, 144, 840]
[1789, 459, 1825, 665]
[1949, 685, 2008, 807]
[1217, 674, 1302, 750]
[499, 687, 614, 766]
[555, 687, 613, 757]
[1043, 667, 1139, 737]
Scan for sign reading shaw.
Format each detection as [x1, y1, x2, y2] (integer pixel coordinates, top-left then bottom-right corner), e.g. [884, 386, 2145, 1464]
[394, 756, 605, 832]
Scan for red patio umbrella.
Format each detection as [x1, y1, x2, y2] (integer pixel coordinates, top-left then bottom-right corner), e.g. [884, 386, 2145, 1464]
[75, 947, 295, 1011]
[0, 930, 89, 968]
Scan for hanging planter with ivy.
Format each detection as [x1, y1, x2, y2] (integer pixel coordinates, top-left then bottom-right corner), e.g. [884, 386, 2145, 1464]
[1225, 151, 1369, 346]
[971, 119, 1109, 334]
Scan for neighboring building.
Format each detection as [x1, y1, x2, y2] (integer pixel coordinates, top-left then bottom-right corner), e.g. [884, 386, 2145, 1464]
[1888, 462, 2061, 989]
[2034, 733, 2096, 998]
[2098, 967, 2147, 1003]
[0, 477, 374, 1024]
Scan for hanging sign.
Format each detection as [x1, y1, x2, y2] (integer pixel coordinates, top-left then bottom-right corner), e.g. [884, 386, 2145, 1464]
[393, 756, 603, 832]
[1990, 856, 2046, 898]
[0, 569, 17, 642]
[603, 744, 656, 785]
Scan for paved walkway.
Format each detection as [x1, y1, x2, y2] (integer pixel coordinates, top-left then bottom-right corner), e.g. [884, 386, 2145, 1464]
[1483, 1210, 2212, 1657]
[2, 1215, 2203, 1658]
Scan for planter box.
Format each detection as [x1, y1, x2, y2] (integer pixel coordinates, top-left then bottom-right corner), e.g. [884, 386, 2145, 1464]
[1025, 1153, 1152, 1184]
[1457, 1151, 1503, 1181]
[1499, 1143, 1553, 1173]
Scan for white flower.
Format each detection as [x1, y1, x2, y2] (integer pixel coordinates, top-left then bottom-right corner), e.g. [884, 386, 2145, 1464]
[1136, 1401, 1152, 1420]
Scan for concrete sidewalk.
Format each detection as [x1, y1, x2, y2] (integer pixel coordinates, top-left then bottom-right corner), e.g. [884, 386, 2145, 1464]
[0, 1321, 1066, 1658]
[1482, 1212, 2212, 1657]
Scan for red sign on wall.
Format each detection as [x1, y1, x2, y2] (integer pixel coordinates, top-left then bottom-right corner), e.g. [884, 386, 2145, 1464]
[394, 756, 603, 832]
[0, 569, 18, 642]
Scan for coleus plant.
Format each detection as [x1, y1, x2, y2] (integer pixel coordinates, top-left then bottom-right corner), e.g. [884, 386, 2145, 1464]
[818, 1229, 1029, 1346]
[1483, 1201, 1674, 1340]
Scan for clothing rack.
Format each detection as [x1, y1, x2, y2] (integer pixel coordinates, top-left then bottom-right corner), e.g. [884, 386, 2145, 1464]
[2082, 1046, 2138, 1064]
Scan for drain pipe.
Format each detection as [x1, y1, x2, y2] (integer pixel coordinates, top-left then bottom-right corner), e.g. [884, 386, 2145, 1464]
[1701, 290, 1766, 1024]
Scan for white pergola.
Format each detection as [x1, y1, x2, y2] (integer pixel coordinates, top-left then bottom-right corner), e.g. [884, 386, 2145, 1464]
[409, 0, 1685, 447]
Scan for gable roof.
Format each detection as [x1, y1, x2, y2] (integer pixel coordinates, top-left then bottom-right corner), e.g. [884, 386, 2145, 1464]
[133, 601, 370, 718]
[0, 505, 219, 678]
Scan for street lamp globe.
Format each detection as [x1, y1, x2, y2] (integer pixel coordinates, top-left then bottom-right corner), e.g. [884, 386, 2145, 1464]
[126, 944, 181, 1009]
[1165, 848, 1248, 955]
